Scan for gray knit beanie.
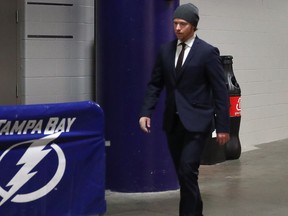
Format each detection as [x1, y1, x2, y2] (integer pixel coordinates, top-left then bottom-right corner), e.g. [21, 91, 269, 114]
[173, 3, 199, 27]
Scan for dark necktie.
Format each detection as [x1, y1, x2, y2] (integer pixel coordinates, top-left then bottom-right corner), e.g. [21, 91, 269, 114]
[175, 42, 186, 73]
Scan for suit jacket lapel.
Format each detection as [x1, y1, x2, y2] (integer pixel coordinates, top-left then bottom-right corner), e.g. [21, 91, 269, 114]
[166, 40, 178, 83]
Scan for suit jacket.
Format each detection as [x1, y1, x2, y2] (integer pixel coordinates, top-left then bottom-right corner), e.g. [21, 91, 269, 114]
[140, 36, 230, 133]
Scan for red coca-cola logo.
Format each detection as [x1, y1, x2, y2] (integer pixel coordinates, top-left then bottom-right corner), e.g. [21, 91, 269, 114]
[230, 96, 241, 117]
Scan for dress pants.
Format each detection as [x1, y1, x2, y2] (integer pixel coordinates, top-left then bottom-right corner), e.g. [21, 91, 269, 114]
[166, 115, 207, 216]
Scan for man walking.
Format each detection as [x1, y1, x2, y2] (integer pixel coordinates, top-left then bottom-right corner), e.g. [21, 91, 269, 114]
[139, 3, 230, 216]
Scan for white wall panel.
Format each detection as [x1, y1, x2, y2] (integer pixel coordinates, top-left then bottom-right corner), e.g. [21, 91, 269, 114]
[19, 0, 95, 104]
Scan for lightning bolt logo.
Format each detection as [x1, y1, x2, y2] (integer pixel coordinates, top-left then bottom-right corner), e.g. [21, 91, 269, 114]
[0, 132, 66, 206]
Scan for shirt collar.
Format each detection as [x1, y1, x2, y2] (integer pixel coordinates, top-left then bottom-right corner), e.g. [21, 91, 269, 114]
[177, 34, 196, 48]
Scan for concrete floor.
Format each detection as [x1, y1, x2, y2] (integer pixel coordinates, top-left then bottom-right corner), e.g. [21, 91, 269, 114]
[104, 139, 288, 216]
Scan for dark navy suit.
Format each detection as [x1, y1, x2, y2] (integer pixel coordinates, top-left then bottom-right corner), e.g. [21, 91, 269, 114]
[140, 36, 230, 216]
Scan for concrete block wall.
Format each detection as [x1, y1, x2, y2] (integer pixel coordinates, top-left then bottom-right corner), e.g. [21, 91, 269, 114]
[181, 0, 288, 150]
[18, 0, 94, 104]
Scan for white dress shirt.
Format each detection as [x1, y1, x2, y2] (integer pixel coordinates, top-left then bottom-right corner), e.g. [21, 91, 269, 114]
[175, 35, 196, 67]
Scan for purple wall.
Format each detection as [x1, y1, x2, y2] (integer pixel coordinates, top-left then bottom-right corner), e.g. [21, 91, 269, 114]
[96, 0, 179, 192]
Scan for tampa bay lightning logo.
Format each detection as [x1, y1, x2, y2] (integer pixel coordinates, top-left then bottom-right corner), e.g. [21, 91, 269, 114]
[0, 132, 66, 206]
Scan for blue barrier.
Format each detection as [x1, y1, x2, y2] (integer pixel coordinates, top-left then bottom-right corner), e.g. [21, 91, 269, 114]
[0, 101, 106, 216]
